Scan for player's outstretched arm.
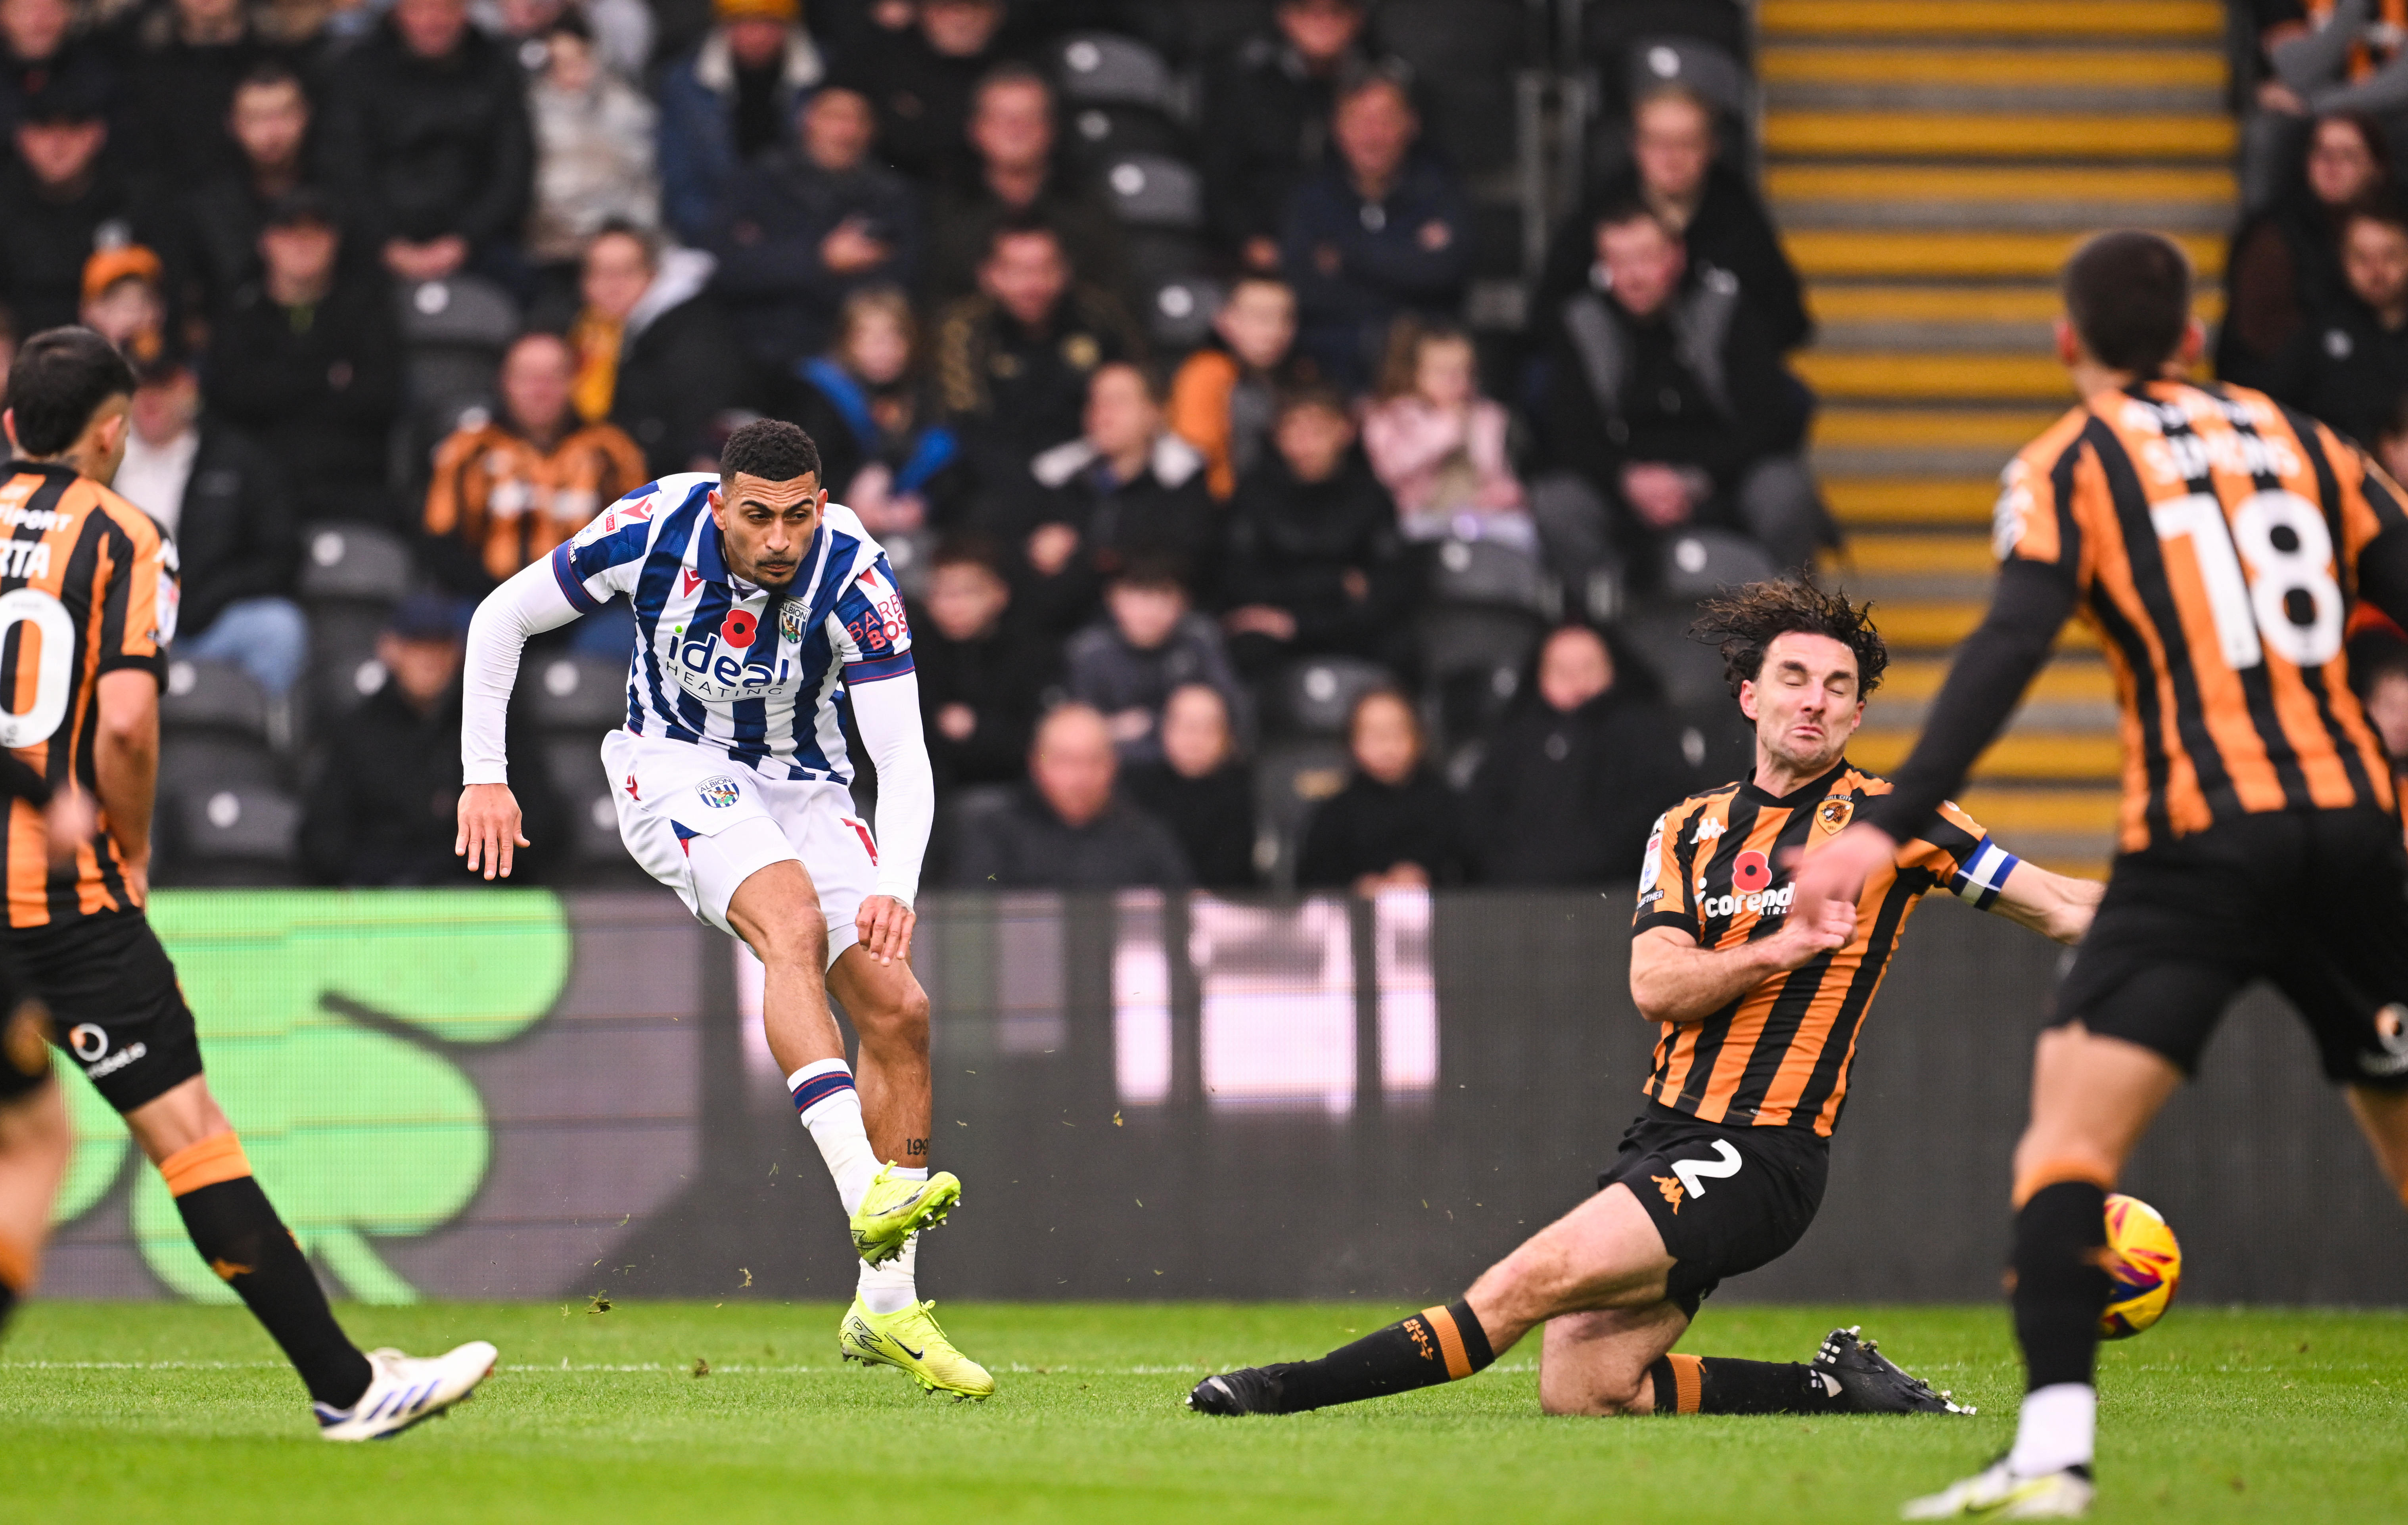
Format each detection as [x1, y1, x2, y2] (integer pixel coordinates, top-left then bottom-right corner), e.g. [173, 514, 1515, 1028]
[847, 670, 934, 965]
[93, 671, 160, 905]
[1630, 903, 1857, 1026]
[1986, 860, 2105, 944]
[455, 556, 585, 880]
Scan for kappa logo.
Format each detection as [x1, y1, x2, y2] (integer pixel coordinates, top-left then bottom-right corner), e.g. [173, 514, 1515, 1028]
[1693, 815, 1725, 846]
[698, 777, 740, 809]
[1651, 1174, 1685, 1214]
[1816, 796, 1854, 835]
[1405, 1316, 1436, 1362]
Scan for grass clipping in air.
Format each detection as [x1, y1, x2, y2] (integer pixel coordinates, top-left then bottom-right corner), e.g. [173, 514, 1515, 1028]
[3, 1301, 2404, 1522]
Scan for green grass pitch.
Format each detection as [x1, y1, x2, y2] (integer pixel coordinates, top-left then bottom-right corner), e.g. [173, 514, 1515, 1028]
[4, 1301, 2406, 1522]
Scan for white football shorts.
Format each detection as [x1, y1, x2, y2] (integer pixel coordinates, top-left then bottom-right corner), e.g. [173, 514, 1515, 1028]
[601, 730, 881, 967]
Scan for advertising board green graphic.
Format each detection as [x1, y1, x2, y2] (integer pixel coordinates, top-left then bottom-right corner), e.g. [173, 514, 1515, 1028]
[50, 892, 572, 1303]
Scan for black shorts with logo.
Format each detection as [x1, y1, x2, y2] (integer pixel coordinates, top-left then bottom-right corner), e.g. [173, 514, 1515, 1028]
[8, 910, 202, 1113]
[1599, 1102, 1830, 1318]
[2053, 807, 2408, 1087]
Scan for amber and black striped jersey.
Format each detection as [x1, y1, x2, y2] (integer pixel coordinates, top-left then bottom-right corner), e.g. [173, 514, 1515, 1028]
[1992, 380, 2402, 853]
[0, 463, 175, 930]
[1632, 762, 2015, 1138]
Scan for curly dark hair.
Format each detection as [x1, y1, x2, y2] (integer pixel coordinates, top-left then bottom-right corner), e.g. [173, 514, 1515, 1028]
[1691, 576, 1887, 699]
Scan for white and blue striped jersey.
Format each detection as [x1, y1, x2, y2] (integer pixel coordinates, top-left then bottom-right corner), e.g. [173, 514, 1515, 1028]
[549, 472, 914, 783]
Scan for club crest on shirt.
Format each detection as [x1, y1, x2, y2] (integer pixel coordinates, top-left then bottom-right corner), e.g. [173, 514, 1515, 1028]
[698, 776, 740, 809]
[1816, 797, 1854, 835]
[780, 600, 807, 642]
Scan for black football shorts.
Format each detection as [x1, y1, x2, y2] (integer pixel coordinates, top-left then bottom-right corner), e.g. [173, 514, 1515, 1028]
[2053, 806, 2408, 1088]
[7, 909, 203, 1112]
[0, 947, 46, 1105]
[1599, 1103, 1830, 1318]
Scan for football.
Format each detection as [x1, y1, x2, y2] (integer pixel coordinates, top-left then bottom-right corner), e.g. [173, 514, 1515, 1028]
[2098, 1193, 2183, 1339]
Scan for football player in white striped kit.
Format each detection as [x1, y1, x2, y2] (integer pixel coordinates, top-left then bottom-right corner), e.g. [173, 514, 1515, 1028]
[454, 419, 990, 1398]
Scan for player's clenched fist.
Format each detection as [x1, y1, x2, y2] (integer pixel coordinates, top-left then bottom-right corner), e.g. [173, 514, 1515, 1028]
[455, 782, 529, 880]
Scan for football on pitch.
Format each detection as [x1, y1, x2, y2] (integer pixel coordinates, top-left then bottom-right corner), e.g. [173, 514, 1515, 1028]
[2098, 1192, 2182, 1339]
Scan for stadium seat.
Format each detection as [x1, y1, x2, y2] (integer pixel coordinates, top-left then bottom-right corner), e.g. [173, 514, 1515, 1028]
[1625, 35, 1751, 123]
[1426, 536, 1555, 619]
[1101, 153, 1205, 230]
[1252, 737, 1351, 888]
[1064, 102, 1190, 167]
[1618, 603, 1728, 710]
[157, 783, 300, 887]
[397, 273, 521, 479]
[1267, 655, 1394, 739]
[1366, 0, 1532, 179]
[1674, 696, 1752, 781]
[297, 523, 413, 604]
[159, 658, 284, 797]
[1054, 31, 1177, 112]
[523, 653, 628, 733]
[1145, 272, 1221, 349]
[543, 733, 643, 876]
[1654, 528, 1779, 602]
[1416, 603, 1544, 748]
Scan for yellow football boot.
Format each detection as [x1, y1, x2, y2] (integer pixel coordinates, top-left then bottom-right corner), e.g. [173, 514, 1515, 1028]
[838, 1297, 995, 1399]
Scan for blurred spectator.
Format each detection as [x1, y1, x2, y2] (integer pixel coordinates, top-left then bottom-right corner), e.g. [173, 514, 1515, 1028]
[2257, 0, 2408, 163]
[1534, 202, 1821, 593]
[656, 0, 825, 245]
[923, 63, 1125, 305]
[301, 593, 563, 885]
[205, 190, 404, 523]
[167, 61, 314, 328]
[478, 0, 653, 86]
[120, 354, 306, 696]
[1542, 83, 1811, 354]
[1463, 625, 1693, 886]
[1064, 558, 1245, 766]
[321, 0, 537, 286]
[423, 331, 647, 591]
[1295, 686, 1459, 894]
[2289, 202, 2408, 441]
[2361, 647, 2408, 777]
[121, 0, 289, 189]
[1360, 316, 1531, 547]
[710, 84, 918, 375]
[0, 0, 113, 142]
[1220, 381, 1409, 676]
[2220, 112, 2391, 391]
[913, 534, 1052, 789]
[781, 285, 965, 534]
[2238, 0, 2315, 215]
[839, 0, 1009, 185]
[79, 244, 166, 364]
[1281, 69, 1468, 387]
[525, 11, 658, 283]
[0, 84, 151, 335]
[1167, 273, 1310, 500]
[0, 306, 19, 397]
[569, 224, 741, 477]
[1201, 0, 1378, 272]
[931, 217, 1145, 479]
[1120, 681, 1258, 888]
[946, 700, 1191, 887]
[1010, 361, 1212, 635]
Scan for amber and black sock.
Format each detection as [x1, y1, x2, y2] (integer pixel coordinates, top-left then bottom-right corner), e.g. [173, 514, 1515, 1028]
[1270, 1301, 1497, 1413]
[1645, 1352, 1841, 1415]
[162, 1135, 373, 1410]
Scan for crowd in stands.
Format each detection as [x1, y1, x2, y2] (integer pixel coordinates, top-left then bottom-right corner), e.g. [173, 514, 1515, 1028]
[32, 0, 1818, 891]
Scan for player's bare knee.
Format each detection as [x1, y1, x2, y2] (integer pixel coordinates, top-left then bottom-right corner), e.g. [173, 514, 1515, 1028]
[853, 980, 930, 1053]
[755, 904, 828, 973]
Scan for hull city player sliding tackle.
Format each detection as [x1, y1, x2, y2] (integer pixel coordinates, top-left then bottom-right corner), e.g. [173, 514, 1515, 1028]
[1794, 233, 2408, 1520]
[1191, 580, 2103, 1422]
[455, 418, 991, 1398]
[0, 328, 496, 1434]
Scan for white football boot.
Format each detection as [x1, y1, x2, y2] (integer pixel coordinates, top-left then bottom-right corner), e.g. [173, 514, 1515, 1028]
[316, 1341, 499, 1440]
[1902, 1459, 2094, 1519]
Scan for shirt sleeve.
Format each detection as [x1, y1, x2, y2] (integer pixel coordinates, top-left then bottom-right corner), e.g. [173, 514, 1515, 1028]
[97, 512, 174, 682]
[1632, 806, 1701, 939]
[1894, 799, 2023, 909]
[544, 486, 661, 611]
[829, 554, 915, 683]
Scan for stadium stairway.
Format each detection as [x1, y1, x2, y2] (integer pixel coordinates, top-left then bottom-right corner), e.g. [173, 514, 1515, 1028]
[1757, 0, 2237, 872]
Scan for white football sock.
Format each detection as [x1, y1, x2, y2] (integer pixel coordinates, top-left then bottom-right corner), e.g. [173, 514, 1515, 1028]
[789, 1061, 878, 1215]
[857, 1164, 927, 1316]
[2007, 1382, 2096, 1475]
